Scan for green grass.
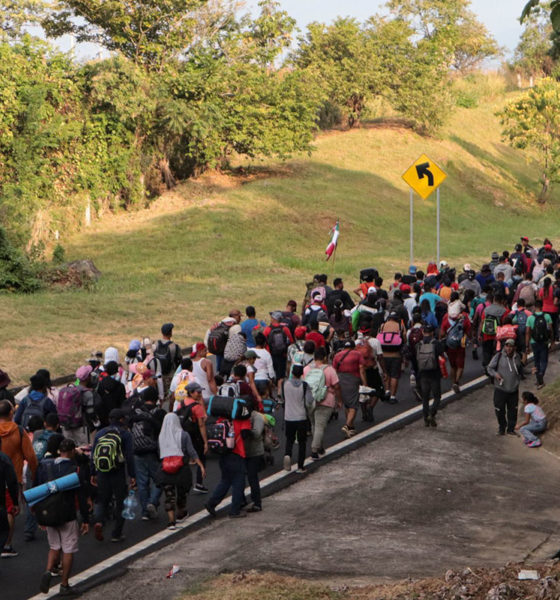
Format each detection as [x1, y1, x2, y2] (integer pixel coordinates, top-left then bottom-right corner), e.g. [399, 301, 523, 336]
[2, 86, 559, 384]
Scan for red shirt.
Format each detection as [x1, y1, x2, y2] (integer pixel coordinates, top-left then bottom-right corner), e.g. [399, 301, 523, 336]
[332, 349, 364, 378]
[262, 325, 294, 350]
[441, 312, 472, 337]
[305, 331, 326, 348]
[182, 399, 206, 423]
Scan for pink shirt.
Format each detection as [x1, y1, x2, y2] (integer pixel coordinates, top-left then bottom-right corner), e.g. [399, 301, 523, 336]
[303, 363, 339, 408]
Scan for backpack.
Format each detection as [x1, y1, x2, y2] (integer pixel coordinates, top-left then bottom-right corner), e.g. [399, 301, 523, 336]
[416, 340, 438, 372]
[57, 385, 84, 429]
[176, 401, 202, 444]
[408, 327, 424, 353]
[21, 396, 48, 430]
[32, 430, 53, 461]
[154, 340, 173, 375]
[519, 283, 536, 306]
[207, 323, 230, 355]
[532, 314, 549, 344]
[93, 428, 124, 473]
[482, 313, 499, 336]
[515, 309, 529, 336]
[207, 419, 234, 455]
[376, 328, 403, 351]
[304, 366, 328, 403]
[446, 318, 465, 350]
[268, 327, 289, 356]
[219, 380, 241, 399]
[130, 408, 158, 454]
[34, 491, 67, 527]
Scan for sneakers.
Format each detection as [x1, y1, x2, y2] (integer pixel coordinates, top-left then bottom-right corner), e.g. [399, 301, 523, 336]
[246, 505, 262, 513]
[193, 484, 209, 494]
[424, 417, 431, 427]
[430, 416, 437, 428]
[283, 455, 292, 471]
[176, 510, 189, 522]
[506, 431, 517, 436]
[497, 430, 505, 436]
[110, 535, 125, 543]
[409, 373, 416, 387]
[311, 452, 321, 461]
[1, 546, 18, 558]
[167, 522, 177, 530]
[229, 512, 247, 518]
[528, 440, 542, 448]
[141, 514, 150, 521]
[205, 503, 217, 518]
[295, 467, 307, 474]
[39, 571, 52, 594]
[58, 584, 79, 597]
[341, 425, 356, 438]
[146, 503, 158, 519]
[452, 383, 460, 394]
[93, 523, 104, 542]
[388, 396, 398, 405]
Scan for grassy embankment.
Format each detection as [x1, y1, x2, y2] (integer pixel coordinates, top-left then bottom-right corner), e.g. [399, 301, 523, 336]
[2, 81, 559, 383]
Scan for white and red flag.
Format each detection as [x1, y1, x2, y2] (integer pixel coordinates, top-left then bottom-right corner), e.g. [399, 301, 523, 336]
[325, 221, 339, 261]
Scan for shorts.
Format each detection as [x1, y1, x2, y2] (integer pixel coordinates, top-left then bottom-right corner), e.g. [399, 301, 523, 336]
[271, 355, 287, 381]
[46, 520, 80, 554]
[5, 489, 17, 516]
[384, 356, 402, 379]
[446, 347, 465, 369]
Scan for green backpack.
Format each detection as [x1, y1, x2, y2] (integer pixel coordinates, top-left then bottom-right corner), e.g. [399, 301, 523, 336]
[304, 366, 328, 403]
[93, 429, 124, 473]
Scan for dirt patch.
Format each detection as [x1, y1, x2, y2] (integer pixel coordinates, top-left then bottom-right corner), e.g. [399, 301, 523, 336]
[180, 564, 560, 600]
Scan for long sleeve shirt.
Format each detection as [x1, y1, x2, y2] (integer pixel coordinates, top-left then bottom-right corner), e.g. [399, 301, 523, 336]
[90, 424, 136, 478]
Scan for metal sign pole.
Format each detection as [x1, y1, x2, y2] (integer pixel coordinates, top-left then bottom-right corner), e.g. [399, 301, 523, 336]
[436, 187, 440, 266]
[410, 189, 414, 267]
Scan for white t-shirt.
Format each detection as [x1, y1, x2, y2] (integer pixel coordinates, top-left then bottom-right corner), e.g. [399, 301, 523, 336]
[525, 403, 546, 424]
[366, 337, 383, 357]
[253, 348, 275, 381]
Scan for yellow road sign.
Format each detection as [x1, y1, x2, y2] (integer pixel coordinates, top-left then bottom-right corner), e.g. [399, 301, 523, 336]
[402, 154, 447, 200]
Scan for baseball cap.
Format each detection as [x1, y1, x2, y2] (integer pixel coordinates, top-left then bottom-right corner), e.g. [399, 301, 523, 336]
[491, 252, 499, 260]
[75, 365, 93, 382]
[270, 311, 283, 321]
[388, 311, 399, 320]
[244, 350, 258, 360]
[409, 265, 417, 274]
[109, 408, 125, 421]
[504, 339, 515, 346]
[521, 236, 529, 242]
[161, 323, 174, 336]
[367, 286, 377, 295]
[294, 325, 307, 340]
[186, 381, 203, 394]
[190, 342, 207, 358]
[463, 263, 471, 272]
[86, 350, 103, 363]
[128, 339, 141, 352]
[400, 284, 411, 293]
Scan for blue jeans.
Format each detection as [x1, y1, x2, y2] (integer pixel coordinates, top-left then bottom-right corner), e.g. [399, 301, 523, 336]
[134, 453, 162, 513]
[208, 453, 246, 516]
[520, 420, 547, 443]
[531, 342, 549, 384]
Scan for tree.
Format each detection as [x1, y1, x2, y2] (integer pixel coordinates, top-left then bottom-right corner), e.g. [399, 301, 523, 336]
[522, 0, 560, 32]
[499, 77, 560, 202]
[0, 0, 49, 41]
[386, 0, 501, 72]
[512, 8, 555, 80]
[43, 0, 210, 70]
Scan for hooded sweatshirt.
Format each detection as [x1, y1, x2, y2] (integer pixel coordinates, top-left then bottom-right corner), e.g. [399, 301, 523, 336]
[13, 390, 57, 427]
[0, 421, 38, 482]
[487, 350, 523, 393]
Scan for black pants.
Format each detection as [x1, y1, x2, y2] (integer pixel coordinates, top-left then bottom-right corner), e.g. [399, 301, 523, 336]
[93, 469, 128, 538]
[419, 371, 442, 419]
[482, 339, 496, 369]
[245, 455, 264, 508]
[0, 507, 8, 550]
[493, 388, 518, 433]
[192, 436, 206, 486]
[285, 420, 307, 469]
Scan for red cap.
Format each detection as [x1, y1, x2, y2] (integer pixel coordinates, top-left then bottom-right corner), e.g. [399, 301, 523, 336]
[400, 284, 411, 293]
[294, 325, 307, 340]
[190, 342, 206, 358]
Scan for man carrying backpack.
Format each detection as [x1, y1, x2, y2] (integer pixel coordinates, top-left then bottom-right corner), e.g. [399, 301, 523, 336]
[487, 339, 523, 435]
[176, 382, 208, 494]
[91, 409, 136, 543]
[304, 348, 341, 460]
[440, 296, 472, 393]
[14, 374, 57, 430]
[36, 438, 89, 596]
[154, 323, 182, 394]
[478, 294, 507, 373]
[263, 312, 294, 399]
[58, 365, 98, 446]
[526, 299, 553, 389]
[130, 387, 165, 521]
[416, 324, 446, 427]
[94, 361, 127, 428]
[512, 298, 532, 357]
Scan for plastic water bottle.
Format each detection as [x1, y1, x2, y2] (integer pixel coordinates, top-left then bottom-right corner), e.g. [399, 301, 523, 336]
[122, 490, 140, 520]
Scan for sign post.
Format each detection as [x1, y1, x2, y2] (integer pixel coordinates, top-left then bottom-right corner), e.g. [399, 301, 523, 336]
[402, 153, 447, 264]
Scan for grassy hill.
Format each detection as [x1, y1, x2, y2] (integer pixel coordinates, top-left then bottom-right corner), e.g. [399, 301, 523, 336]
[2, 82, 559, 384]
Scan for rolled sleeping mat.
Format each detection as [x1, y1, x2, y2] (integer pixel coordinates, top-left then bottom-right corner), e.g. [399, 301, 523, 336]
[206, 396, 252, 420]
[23, 472, 80, 507]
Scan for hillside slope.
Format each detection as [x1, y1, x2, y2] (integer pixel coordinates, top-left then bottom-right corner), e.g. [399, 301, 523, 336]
[2, 90, 558, 383]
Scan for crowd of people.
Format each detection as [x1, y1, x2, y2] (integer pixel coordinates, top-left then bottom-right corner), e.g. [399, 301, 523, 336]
[0, 234, 555, 596]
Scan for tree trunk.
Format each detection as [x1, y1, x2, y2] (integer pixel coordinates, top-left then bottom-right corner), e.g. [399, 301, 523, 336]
[539, 174, 550, 204]
[158, 157, 176, 189]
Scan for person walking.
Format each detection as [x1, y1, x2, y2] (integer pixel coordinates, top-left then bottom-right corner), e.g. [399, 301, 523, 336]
[91, 409, 136, 543]
[158, 413, 205, 529]
[333, 341, 367, 436]
[0, 446, 19, 568]
[282, 365, 314, 473]
[416, 324, 446, 427]
[487, 339, 523, 436]
[526, 299, 553, 389]
[37, 438, 89, 596]
[243, 403, 266, 512]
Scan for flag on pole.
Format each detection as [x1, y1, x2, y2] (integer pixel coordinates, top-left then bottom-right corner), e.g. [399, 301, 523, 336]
[325, 221, 340, 261]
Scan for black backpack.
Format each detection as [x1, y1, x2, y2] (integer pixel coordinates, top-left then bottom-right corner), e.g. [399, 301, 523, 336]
[532, 314, 549, 344]
[176, 402, 202, 445]
[207, 323, 230, 355]
[130, 407, 158, 454]
[21, 396, 48, 430]
[268, 327, 289, 356]
[154, 340, 173, 375]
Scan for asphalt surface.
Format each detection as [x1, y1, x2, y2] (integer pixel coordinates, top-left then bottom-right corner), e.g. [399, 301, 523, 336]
[4, 348, 488, 600]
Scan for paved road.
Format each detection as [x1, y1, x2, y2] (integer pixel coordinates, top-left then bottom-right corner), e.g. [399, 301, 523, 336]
[5, 349, 487, 600]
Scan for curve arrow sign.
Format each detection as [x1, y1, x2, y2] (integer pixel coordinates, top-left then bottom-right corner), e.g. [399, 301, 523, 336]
[415, 162, 434, 186]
